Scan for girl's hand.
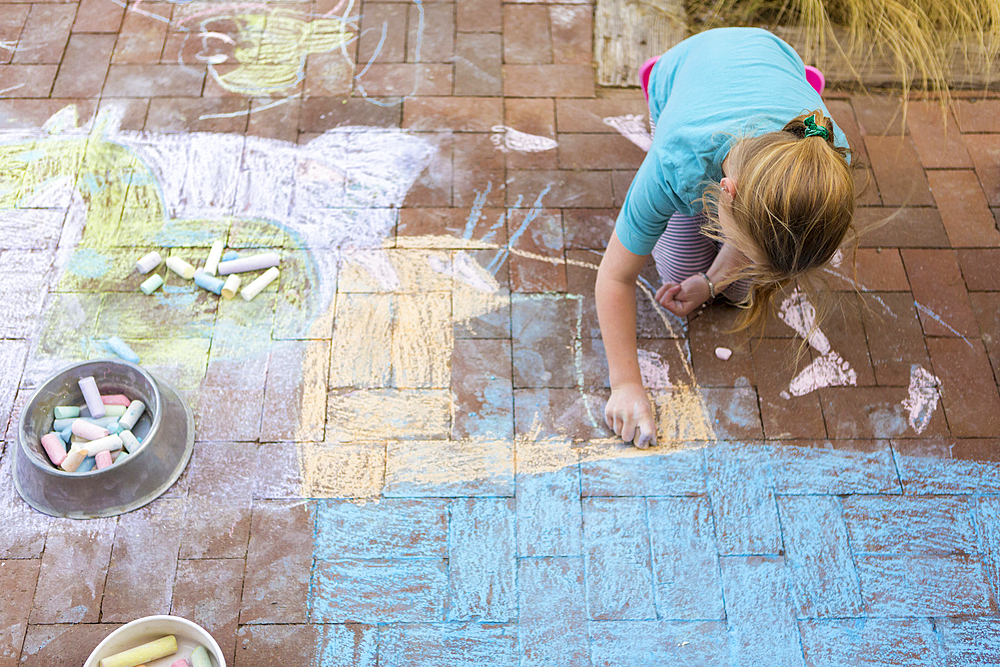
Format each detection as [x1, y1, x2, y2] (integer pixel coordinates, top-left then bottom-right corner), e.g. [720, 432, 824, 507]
[605, 383, 657, 449]
[655, 274, 712, 317]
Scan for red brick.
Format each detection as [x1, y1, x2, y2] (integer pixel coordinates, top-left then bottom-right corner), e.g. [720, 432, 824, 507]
[556, 96, 650, 133]
[507, 169, 613, 208]
[180, 442, 256, 559]
[750, 338, 827, 439]
[261, 340, 328, 442]
[407, 2, 453, 62]
[359, 63, 452, 96]
[508, 207, 567, 292]
[358, 3, 406, 63]
[821, 293, 876, 386]
[454, 132, 505, 208]
[96, 97, 148, 131]
[563, 208, 615, 249]
[905, 101, 973, 168]
[856, 207, 949, 248]
[12, 4, 75, 64]
[398, 207, 507, 245]
[403, 96, 502, 131]
[247, 95, 301, 143]
[504, 97, 557, 169]
[854, 167, 881, 205]
[927, 169, 1000, 247]
[503, 5, 551, 64]
[966, 134, 1000, 206]
[73, 0, 124, 32]
[821, 386, 947, 439]
[860, 293, 932, 387]
[863, 136, 934, 206]
[550, 5, 590, 65]
[970, 292, 1000, 385]
[299, 96, 399, 131]
[0, 65, 55, 97]
[959, 249, 1000, 291]
[454, 31, 502, 96]
[557, 133, 646, 170]
[240, 499, 314, 624]
[172, 559, 245, 667]
[234, 624, 377, 667]
[0, 6, 27, 64]
[503, 64, 594, 97]
[828, 248, 910, 291]
[0, 559, 38, 667]
[954, 99, 1000, 133]
[111, 2, 170, 64]
[612, 169, 635, 207]
[826, 99, 867, 163]
[892, 438, 1000, 494]
[902, 248, 980, 339]
[51, 33, 115, 98]
[513, 387, 609, 441]
[852, 94, 908, 135]
[453, 338, 513, 438]
[457, 0, 500, 32]
[927, 337, 1000, 437]
[19, 624, 124, 667]
[404, 130, 453, 206]
[145, 97, 250, 133]
[688, 304, 755, 388]
[104, 64, 205, 97]
[304, 47, 356, 96]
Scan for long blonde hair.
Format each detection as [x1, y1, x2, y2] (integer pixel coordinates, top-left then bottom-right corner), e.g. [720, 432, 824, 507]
[703, 109, 857, 332]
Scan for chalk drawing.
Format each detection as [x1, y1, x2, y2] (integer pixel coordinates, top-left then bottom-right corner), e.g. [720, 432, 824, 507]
[778, 289, 858, 398]
[489, 126, 558, 153]
[902, 365, 942, 434]
[603, 114, 653, 152]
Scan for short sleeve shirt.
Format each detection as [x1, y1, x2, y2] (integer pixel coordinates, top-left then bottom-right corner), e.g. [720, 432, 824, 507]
[614, 27, 851, 256]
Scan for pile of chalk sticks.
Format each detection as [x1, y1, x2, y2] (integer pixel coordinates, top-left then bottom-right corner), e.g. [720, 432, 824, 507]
[39, 375, 147, 473]
[134, 240, 280, 302]
[98, 635, 211, 667]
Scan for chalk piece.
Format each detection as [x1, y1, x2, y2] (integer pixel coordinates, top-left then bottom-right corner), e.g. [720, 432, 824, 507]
[204, 239, 224, 276]
[119, 429, 140, 453]
[166, 256, 196, 280]
[79, 376, 105, 418]
[95, 450, 113, 469]
[220, 273, 241, 300]
[82, 434, 123, 456]
[60, 447, 87, 472]
[114, 450, 129, 464]
[72, 419, 109, 441]
[217, 251, 280, 276]
[59, 426, 72, 443]
[76, 455, 96, 473]
[140, 273, 164, 295]
[103, 404, 127, 417]
[71, 434, 86, 447]
[194, 270, 225, 295]
[222, 250, 239, 261]
[135, 251, 163, 274]
[118, 400, 146, 431]
[99, 635, 178, 667]
[189, 646, 211, 667]
[241, 266, 279, 301]
[53, 417, 76, 431]
[715, 347, 733, 361]
[53, 406, 79, 419]
[171, 660, 190, 667]
[83, 416, 120, 429]
[105, 336, 140, 364]
[102, 394, 132, 407]
[41, 433, 67, 466]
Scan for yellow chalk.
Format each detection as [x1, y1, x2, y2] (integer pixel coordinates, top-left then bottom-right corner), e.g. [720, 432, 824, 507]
[99, 635, 177, 667]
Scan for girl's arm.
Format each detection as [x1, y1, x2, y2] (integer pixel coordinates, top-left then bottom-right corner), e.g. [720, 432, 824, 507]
[656, 240, 748, 316]
[596, 232, 657, 448]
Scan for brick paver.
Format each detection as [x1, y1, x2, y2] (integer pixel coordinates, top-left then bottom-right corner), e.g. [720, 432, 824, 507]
[0, 1, 999, 665]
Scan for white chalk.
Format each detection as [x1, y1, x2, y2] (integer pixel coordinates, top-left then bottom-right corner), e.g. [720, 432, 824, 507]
[217, 252, 280, 275]
[72, 419, 109, 440]
[715, 347, 733, 361]
[81, 434, 123, 456]
[220, 274, 241, 300]
[204, 239, 225, 276]
[166, 256, 196, 280]
[240, 266, 279, 301]
[135, 251, 163, 274]
[119, 429, 140, 453]
[118, 400, 146, 431]
[78, 376, 105, 418]
[140, 273, 164, 295]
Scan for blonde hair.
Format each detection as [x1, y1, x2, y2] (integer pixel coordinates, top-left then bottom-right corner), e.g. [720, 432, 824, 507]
[703, 109, 857, 332]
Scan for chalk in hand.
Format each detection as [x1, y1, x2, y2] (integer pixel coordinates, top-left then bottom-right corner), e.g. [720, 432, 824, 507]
[105, 336, 140, 364]
[135, 251, 163, 274]
[714, 347, 732, 361]
[99, 635, 178, 667]
[166, 256, 196, 280]
[140, 274, 164, 295]
[241, 266, 279, 301]
[79, 376, 105, 418]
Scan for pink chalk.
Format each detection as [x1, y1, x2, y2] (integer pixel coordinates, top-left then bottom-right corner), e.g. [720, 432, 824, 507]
[71, 419, 109, 440]
[41, 433, 67, 466]
[715, 347, 733, 361]
[95, 450, 113, 469]
[171, 660, 190, 667]
[102, 394, 132, 407]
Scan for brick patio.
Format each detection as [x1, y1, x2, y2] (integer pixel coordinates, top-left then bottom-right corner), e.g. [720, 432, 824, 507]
[1, 0, 1000, 665]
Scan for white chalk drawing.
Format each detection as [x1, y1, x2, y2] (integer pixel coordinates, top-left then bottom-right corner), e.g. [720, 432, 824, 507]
[778, 289, 858, 398]
[603, 114, 653, 152]
[637, 348, 672, 390]
[490, 126, 558, 153]
[902, 364, 942, 434]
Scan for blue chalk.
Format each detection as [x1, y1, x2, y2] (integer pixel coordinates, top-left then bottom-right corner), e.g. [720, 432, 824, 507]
[105, 336, 140, 364]
[76, 456, 96, 473]
[222, 250, 239, 261]
[59, 426, 72, 442]
[194, 270, 225, 295]
[53, 418, 76, 431]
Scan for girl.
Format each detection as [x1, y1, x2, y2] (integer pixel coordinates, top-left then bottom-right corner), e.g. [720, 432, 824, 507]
[596, 27, 855, 448]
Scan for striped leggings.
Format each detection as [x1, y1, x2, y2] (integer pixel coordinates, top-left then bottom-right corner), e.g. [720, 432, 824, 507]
[650, 213, 751, 302]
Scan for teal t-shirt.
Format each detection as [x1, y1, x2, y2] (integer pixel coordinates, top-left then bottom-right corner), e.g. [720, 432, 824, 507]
[615, 27, 851, 256]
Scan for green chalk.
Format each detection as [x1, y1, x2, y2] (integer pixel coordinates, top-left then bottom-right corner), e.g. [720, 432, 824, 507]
[53, 406, 79, 419]
[190, 645, 212, 667]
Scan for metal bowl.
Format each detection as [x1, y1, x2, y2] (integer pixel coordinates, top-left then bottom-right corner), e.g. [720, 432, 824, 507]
[14, 359, 194, 519]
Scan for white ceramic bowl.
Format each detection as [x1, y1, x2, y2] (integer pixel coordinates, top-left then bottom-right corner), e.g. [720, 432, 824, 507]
[84, 615, 226, 667]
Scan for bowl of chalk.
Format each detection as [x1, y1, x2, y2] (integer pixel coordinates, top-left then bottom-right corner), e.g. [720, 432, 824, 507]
[84, 615, 225, 667]
[13, 359, 194, 519]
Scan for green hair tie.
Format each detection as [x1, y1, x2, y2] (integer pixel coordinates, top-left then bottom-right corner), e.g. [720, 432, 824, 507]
[803, 114, 830, 140]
